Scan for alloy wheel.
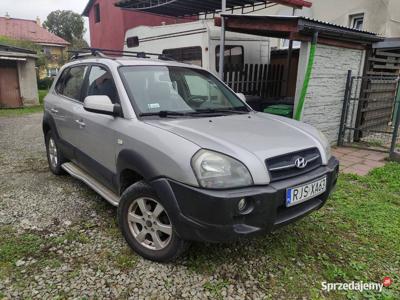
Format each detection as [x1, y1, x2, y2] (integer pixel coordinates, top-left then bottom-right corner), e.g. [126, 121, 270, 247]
[128, 197, 172, 250]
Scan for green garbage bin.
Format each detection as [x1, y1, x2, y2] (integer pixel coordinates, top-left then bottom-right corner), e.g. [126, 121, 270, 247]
[264, 104, 293, 118]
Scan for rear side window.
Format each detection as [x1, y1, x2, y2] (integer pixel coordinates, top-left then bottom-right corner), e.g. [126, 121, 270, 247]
[62, 66, 88, 101]
[85, 66, 119, 104]
[55, 69, 68, 94]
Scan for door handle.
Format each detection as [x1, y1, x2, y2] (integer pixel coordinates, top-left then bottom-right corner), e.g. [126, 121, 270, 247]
[75, 120, 86, 128]
[50, 108, 59, 114]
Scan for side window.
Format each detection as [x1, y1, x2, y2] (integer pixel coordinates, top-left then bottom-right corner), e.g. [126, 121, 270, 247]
[162, 47, 202, 66]
[55, 69, 69, 94]
[63, 66, 88, 101]
[216, 45, 244, 72]
[86, 66, 118, 104]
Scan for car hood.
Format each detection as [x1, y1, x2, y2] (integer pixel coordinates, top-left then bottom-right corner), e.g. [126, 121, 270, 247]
[145, 112, 325, 163]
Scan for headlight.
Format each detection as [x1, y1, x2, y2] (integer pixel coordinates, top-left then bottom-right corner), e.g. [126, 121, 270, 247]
[317, 130, 331, 159]
[191, 150, 253, 189]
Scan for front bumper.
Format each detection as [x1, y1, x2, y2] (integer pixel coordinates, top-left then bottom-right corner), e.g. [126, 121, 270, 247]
[150, 157, 339, 243]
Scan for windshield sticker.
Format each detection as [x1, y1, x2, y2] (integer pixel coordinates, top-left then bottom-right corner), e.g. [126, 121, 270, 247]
[148, 103, 161, 109]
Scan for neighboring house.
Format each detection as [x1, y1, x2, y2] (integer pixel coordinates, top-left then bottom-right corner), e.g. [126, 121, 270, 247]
[82, 0, 192, 51]
[254, 0, 400, 48]
[0, 15, 70, 79]
[0, 44, 39, 108]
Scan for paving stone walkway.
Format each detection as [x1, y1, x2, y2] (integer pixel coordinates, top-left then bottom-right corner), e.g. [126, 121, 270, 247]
[332, 147, 387, 176]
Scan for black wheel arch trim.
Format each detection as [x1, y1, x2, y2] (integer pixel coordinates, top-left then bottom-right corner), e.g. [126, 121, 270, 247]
[42, 111, 60, 140]
[116, 149, 161, 189]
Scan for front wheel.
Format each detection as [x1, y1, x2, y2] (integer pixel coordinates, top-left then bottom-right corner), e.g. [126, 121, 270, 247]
[118, 181, 189, 262]
[45, 131, 66, 175]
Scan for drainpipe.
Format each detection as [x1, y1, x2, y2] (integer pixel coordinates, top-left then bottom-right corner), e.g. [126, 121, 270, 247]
[218, 0, 227, 80]
[294, 31, 318, 121]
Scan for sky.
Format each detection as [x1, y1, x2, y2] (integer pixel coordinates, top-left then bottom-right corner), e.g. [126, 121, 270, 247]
[0, 0, 91, 42]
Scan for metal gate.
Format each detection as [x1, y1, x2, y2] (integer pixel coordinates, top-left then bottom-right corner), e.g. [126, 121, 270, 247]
[338, 70, 400, 160]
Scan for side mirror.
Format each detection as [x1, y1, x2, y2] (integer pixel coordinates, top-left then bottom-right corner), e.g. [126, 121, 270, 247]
[237, 93, 247, 102]
[83, 95, 121, 117]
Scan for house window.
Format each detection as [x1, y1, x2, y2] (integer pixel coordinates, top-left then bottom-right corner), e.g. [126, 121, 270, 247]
[216, 45, 244, 72]
[350, 13, 364, 30]
[42, 47, 51, 55]
[47, 68, 58, 77]
[94, 4, 101, 23]
[162, 47, 202, 66]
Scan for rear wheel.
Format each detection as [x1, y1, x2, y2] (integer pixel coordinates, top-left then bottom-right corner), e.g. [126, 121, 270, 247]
[118, 181, 189, 262]
[45, 131, 65, 175]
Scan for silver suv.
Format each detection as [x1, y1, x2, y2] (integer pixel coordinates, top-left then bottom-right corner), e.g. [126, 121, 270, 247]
[43, 50, 339, 262]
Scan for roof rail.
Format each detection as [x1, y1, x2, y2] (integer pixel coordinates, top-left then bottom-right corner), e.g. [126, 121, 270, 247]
[68, 48, 177, 62]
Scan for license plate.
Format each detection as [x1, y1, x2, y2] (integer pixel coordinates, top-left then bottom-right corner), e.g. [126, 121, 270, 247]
[286, 177, 327, 207]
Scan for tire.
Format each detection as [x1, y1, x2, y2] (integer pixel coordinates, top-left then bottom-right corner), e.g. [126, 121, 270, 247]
[118, 181, 190, 262]
[45, 131, 66, 175]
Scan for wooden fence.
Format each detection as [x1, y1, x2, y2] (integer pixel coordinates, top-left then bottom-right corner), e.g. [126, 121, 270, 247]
[223, 63, 286, 99]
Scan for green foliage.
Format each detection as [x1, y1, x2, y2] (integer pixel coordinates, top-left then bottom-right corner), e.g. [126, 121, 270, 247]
[38, 90, 48, 105]
[43, 10, 87, 49]
[38, 78, 54, 90]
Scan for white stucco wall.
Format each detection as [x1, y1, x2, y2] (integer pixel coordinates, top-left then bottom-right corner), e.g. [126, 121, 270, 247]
[17, 58, 39, 106]
[294, 43, 365, 144]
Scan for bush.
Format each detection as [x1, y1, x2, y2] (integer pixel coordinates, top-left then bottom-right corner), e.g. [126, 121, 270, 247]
[37, 77, 54, 90]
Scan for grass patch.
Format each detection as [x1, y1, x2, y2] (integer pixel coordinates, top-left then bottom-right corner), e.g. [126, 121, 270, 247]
[38, 89, 48, 105]
[0, 105, 43, 117]
[184, 163, 400, 299]
[203, 279, 229, 299]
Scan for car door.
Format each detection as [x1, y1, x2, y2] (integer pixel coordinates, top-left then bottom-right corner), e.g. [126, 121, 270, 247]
[50, 65, 88, 151]
[73, 64, 120, 188]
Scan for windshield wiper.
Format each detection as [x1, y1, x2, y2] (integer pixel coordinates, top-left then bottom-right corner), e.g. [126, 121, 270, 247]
[139, 111, 189, 118]
[191, 108, 249, 115]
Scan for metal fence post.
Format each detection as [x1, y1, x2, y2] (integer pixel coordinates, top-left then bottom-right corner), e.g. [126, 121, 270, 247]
[389, 78, 400, 160]
[338, 70, 352, 146]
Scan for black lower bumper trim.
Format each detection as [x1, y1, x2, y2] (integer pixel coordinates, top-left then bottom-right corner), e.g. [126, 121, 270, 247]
[150, 157, 339, 243]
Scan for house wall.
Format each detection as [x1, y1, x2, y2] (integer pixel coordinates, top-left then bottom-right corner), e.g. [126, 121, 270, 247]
[38, 45, 67, 79]
[17, 58, 39, 106]
[256, 0, 400, 49]
[87, 0, 190, 50]
[294, 43, 365, 144]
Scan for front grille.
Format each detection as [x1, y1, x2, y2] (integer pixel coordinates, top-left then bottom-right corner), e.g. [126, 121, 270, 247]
[266, 148, 322, 182]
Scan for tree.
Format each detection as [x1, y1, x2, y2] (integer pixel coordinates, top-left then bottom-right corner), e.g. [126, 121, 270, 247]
[43, 10, 88, 50]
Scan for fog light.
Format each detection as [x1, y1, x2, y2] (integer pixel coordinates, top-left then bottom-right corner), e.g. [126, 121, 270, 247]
[238, 198, 247, 211]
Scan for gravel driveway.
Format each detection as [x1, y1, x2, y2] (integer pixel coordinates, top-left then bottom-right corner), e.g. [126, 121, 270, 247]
[2, 113, 397, 300]
[0, 113, 270, 300]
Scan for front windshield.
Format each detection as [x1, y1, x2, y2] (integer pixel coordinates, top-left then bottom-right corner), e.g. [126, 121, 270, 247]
[119, 66, 249, 115]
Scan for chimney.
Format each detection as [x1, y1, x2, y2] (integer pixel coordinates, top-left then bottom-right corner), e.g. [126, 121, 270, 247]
[5, 12, 10, 19]
[36, 16, 41, 27]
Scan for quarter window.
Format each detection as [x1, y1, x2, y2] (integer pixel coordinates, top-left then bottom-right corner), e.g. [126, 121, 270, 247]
[216, 45, 244, 72]
[86, 66, 118, 103]
[62, 66, 88, 101]
[162, 47, 202, 66]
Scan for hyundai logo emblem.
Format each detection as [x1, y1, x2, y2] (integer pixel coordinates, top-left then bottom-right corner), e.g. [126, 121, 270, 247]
[294, 157, 308, 169]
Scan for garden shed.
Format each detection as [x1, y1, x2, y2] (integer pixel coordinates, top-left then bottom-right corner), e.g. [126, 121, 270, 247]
[0, 44, 39, 108]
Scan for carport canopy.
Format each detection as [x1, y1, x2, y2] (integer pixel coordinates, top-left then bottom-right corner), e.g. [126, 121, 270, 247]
[115, 0, 312, 17]
[115, 0, 313, 79]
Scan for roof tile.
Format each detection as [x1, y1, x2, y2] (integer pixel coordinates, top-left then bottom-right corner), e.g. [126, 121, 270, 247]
[0, 17, 70, 46]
